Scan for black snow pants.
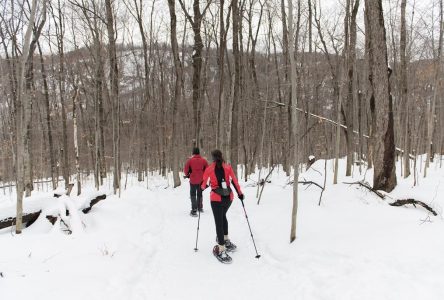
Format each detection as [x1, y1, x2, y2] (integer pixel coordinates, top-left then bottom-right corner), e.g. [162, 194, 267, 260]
[211, 196, 232, 246]
[190, 184, 203, 211]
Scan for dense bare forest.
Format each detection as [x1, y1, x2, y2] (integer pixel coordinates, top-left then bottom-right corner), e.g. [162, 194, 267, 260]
[0, 0, 443, 235]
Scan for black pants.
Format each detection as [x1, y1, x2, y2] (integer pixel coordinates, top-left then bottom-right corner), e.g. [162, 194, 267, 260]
[190, 184, 203, 211]
[211, 196, 232, 246]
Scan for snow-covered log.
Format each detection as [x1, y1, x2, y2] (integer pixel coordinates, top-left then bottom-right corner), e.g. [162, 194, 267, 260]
[0, 194, 106, 231]
[82, 194, 107, 213]
[0, 210, 42, 230]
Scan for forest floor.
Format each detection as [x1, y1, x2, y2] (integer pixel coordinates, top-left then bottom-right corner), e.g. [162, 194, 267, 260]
[1, 157, 444, 300]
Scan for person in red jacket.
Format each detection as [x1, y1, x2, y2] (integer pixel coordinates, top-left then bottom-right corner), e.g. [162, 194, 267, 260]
[184, 147, 208, 216]
[201, 149, 244, 263]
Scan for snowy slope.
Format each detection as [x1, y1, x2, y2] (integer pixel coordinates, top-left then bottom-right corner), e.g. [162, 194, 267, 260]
[1, 158, 443, 300]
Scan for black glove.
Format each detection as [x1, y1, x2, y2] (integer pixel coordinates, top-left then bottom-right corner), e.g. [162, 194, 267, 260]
[183, 175, 190, 179]
[239, 194, 244, 200]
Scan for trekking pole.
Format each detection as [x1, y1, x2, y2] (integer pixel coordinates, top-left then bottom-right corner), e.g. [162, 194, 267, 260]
[240, 199, 261, 259]
[194, 209, 201, 252]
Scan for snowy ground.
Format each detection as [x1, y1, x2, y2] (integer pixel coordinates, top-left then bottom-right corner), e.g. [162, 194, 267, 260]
[1, 158, 444, 300]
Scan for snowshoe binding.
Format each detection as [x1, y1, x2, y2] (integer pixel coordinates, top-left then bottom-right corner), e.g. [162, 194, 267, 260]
[215, 237, 237, 253]
[190, 210, 198, 217]
[213, 245, 232, 264]
[224, 240, 237, 253]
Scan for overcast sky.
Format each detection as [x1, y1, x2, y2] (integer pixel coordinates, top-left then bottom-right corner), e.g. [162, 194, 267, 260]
[0, 0, 441, 60]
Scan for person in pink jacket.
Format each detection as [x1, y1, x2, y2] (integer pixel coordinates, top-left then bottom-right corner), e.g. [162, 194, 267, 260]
[201, 149, 244, 263]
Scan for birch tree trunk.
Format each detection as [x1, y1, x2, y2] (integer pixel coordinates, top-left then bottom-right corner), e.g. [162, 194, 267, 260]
[15, 0, 38, 234]
[289, 0, 299, 243]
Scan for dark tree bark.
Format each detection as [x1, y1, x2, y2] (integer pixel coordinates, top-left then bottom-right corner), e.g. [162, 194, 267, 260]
[167, 0, 183, 188]
[400, 0, 411, 178]
[37, 42, 56, 190]
[365, 0, 397, 192]
[178, 0, 210, 147]
[231, 0, 241, 177]
[105, 0, 121, 195]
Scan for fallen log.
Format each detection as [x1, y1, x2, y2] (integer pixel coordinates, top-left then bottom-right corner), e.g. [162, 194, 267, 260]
[82, 194, 107, 213]
[0, 194, 106, 231]
[343, 181, 438, 216]
[46, 215, 57, 225]
[389, 199, 438, 216]
[0, 210, 42, 230]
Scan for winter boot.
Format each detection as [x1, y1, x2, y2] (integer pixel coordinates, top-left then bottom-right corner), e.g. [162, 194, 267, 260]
[216, 236, 237, 253]
[213, 245, 232, 264]
[190, 210, 198, 217]
[224, 239, 237, 253]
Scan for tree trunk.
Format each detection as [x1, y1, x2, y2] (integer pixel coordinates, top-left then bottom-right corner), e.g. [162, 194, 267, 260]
[365, 0, 397, 192]
[37, 42, 56, 190]
[231, 0, 241, 177]
[281, 0, 290, 176]
[345, 0, 359, 176]
[15, 0, 39, 234]
[400, 0, 411, 178]
[72, 83, 81, 195]
[167, 0, 183, 188]
[54, 1, 70, 191]
[105, 0, 121, 195]
[425, 0, 442, 177]
[288, 0, 299, 243]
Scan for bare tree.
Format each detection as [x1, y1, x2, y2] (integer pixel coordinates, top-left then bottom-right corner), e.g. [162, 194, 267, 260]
[424, 0, 443, 177]
[15, 0, 41, 234]
[400, 0, 411, 178]
[178, 0, 211, 147]
[365, 0, 397, 192]
[289, 0, 299, 243]
[168, 0, 183, 188]
[104, 0, 121, 195]
[231, 0, 241, 177]
[72, 80, 81, 195]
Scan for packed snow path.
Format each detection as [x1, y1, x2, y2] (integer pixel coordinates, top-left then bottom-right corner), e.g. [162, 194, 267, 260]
[1, 159, 444, 300]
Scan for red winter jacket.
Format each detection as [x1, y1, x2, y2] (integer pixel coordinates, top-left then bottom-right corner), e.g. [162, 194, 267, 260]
[201, 162, 243, 202]
[184, 155, 209, 185]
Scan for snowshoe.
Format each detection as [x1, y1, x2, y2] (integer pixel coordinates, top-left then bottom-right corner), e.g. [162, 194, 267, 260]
[215, 237, 237, 253]
[198, 208, 204, 213]
[213, 245, 232, 264]
[190, 210, 198, 217]
[225, 240, 237, 253]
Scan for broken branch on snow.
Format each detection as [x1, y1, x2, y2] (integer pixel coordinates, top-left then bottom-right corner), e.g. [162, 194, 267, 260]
[344, 181, 438, 216]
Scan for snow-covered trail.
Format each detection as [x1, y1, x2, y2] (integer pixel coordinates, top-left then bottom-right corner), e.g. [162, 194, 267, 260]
[1, 159, 444, 300]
